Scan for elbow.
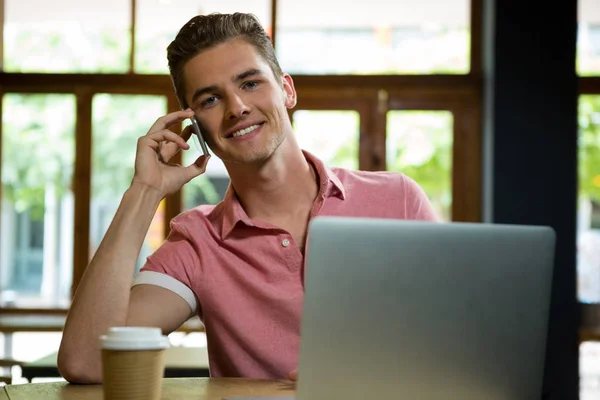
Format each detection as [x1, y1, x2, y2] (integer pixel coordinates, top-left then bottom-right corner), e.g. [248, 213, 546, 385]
[57, 346, 103, 384]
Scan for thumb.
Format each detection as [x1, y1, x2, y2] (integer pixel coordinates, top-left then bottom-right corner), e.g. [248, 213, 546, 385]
[184, 155, 210, 181]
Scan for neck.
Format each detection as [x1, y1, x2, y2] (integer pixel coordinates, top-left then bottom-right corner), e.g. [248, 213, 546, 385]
[226, 139, 318, 221]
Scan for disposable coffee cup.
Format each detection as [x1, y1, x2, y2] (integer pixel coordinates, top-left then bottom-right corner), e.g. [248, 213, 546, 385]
[100, 327, 170, 400]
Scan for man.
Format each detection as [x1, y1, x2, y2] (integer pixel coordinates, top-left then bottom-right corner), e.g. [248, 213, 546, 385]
[57, 12, 438, 384]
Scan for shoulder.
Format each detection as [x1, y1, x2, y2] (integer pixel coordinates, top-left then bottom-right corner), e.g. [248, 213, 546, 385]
[330, 167, 437, 221]
[332, 167, 424, 194]
[169, 204, 220, 234]
[143, 204, 221, 274]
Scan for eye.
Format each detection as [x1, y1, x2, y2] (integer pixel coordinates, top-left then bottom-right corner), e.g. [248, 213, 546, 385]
[201, 96, 218, 108]
[242, 81, 259, 90]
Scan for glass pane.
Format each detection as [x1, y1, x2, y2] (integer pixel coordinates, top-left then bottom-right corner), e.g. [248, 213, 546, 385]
[578, 95, 600, 303]
[292, 110, 359, 169]
[91, 95, 167, 273]
[136, 0, 272, 74]
[0, 94, 75, 308]
[580, 342, 600, 400]
[4, 1, 130, 73]
[386, 111, 453, 221]
[182, 121, 230, 211]
[277, 0, 469, 75]
[578, 0, 600, 76]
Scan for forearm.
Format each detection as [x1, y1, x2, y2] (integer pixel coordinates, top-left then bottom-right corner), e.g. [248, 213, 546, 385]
[58, 182, 163, 382]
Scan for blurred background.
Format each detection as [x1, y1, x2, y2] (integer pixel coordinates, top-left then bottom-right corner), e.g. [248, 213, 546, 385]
[0, 0, 595, 398]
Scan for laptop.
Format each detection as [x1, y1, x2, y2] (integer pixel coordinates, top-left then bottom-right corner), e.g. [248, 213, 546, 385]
[295, 217, 556, 400]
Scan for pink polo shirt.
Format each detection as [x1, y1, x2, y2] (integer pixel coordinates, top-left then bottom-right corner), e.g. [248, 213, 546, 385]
[132, 151, 437, 379]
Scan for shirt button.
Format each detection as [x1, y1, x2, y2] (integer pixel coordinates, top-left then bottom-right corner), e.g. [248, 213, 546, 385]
[281, 239, 290, 247]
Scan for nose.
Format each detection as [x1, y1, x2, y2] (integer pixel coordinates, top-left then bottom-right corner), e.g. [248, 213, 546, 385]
[225, 94, 251, 120]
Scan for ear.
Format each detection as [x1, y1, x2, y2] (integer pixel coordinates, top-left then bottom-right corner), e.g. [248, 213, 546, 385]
[281, 73, 297, 109]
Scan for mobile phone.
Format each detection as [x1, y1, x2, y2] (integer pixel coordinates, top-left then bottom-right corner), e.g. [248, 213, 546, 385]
[189, 116, 210, 157]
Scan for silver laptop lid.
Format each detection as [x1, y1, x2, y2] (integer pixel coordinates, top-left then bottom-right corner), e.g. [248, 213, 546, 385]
[297, 217, 555, 400]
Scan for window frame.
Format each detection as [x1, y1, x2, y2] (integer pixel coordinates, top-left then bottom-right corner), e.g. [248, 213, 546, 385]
[0, 0, 483, 312]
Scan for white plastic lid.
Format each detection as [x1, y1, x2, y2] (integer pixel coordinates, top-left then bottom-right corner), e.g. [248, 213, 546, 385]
[99, 327, 170, 351]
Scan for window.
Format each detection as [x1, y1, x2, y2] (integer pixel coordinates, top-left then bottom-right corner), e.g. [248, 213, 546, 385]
[0, 2, 481, 308]
[581, 341, 600, 400]
[276, 0, 470, 74]
[135, 0, 272, 74]
[578, 94, 600, 399]
[91, 94, 168, 272]
[4, 0, 131, 73]
[0, 94, 76, 308]
[578, 0, 600, 76]
[578, 95, 600, 303]
[292, 110, 360, 169]
[386, 111, 453, 221]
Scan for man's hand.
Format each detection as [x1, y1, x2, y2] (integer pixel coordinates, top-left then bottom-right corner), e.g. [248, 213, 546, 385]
[131, 108, 210, 198]
[287, 369, 298, 381]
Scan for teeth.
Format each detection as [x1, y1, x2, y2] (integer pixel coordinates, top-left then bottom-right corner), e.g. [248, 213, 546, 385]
[232, 124, 259, 138]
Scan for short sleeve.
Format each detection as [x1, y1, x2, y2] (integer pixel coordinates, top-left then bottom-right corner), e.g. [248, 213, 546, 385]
[132, 221, 200, 313]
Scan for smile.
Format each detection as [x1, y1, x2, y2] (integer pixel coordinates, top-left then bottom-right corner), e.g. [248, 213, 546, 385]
[229, 123, 264, 138]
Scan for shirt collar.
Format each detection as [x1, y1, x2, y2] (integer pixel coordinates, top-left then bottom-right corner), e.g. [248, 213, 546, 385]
[303, 150, 346, 201]
[216, 150, 346, 239]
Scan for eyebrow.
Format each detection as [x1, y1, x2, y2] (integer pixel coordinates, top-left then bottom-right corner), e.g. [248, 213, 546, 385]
[190, 85, 218, 105]
[190, 68, 265, 105]
[234, 68, 263, 82]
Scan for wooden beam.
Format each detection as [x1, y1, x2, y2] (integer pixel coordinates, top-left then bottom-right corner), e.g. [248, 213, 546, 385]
[71, 88, 93, 298]
[130, 0, 136, 73]
[0, 73, 480, 93]
[470, 0, 482, 76]
[270, 0, 277, 49]
[295, 74, 480, 90]
[370, 90, 388, 171]
[452, 102, 482, 222]
[579, 77, 600, 94]
[0, 73, 173, 92]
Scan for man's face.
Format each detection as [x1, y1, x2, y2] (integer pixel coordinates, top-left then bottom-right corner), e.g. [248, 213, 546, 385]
[183, 39, 296, 164]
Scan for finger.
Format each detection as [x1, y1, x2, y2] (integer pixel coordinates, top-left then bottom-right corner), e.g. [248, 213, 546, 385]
[147, 129, 190, 151]
[138, 130, 190, 163]
[159, 125, 194, 161]
[287, 369, 298, 381]
[183, 155, 210, 182]
[147, 109, 195, 134]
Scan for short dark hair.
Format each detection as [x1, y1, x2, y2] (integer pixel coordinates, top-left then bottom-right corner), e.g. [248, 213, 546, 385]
[167, 13, 283, 109]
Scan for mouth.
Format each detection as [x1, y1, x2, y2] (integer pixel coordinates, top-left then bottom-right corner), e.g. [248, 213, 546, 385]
[226, 122, 265, 139]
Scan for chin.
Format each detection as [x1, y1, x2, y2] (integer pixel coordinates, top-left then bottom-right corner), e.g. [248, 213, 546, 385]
[226, 151, 272, 165]
[222, 135, 285, 165]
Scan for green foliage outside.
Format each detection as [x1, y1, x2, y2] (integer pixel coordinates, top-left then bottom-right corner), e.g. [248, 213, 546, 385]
[579, 96, 600, 205]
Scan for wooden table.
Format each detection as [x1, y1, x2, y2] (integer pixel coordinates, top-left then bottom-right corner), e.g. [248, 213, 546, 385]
[21, 346, 210, 382]
[0, 378, 296, 399]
